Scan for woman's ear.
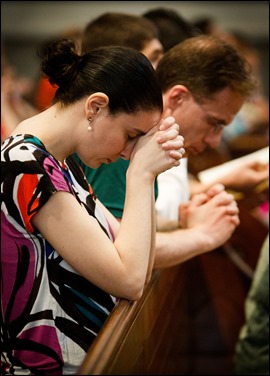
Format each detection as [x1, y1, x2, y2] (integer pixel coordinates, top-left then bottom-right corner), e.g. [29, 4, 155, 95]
[85, 92, 109, 119]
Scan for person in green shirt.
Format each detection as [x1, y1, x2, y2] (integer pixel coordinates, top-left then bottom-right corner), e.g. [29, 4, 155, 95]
[233, 235, 269, 375]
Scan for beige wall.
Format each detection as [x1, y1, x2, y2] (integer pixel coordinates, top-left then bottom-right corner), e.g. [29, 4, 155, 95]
[2, 1, 269, 39]
[1, 1, 269, 96]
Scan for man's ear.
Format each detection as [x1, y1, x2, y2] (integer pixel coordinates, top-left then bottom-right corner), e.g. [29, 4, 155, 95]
[166, 85, 191, 110]
[85, 92, 109, 119]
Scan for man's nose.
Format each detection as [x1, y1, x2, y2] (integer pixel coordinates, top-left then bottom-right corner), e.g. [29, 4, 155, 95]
[205, 132, 222, 149]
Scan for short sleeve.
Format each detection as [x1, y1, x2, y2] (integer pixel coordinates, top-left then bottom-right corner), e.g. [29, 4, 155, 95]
[2, 140, 72, 233]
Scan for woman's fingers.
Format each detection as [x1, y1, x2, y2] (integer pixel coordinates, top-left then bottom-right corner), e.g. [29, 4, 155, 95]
[168, 148, 185, 160]
[155, 116, 185, 163]
[158, 116, 176, 131]
[157, 116, 181, 144]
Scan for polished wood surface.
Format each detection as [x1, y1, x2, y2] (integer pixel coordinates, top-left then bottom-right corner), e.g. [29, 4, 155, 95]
[78, 206, 268, 375]
[77, 265, 190, 375]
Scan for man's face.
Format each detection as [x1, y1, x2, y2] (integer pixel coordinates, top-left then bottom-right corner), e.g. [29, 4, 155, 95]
[169, 86, 244, 156]
[140, 38, 164, 69]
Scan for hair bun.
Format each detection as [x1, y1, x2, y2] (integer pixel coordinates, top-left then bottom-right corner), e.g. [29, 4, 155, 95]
[40, 38, 82, 87]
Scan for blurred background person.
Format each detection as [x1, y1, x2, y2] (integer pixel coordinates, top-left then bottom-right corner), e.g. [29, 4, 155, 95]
[1, 46, 37, 142]
[233, 234, 269, 375]
[143, 7, 198, 52]
[81, 12, 164, 68]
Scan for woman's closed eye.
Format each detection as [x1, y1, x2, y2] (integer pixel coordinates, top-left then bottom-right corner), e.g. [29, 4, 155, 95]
[127, 134, 139, 140]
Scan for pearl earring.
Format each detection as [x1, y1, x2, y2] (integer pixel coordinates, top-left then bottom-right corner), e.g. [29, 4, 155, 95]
[88, 117, 92, 131]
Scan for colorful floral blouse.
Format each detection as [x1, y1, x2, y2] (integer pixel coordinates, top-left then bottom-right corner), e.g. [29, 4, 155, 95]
[1, 134, 117, 375]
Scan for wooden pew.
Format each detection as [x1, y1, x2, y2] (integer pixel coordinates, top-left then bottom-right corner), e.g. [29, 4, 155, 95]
[77, 265, 190, 375]
[77, 242, 262, 375]
[77, 184, 268, 375]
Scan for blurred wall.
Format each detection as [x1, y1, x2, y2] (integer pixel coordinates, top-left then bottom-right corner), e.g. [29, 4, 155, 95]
[1, 1, 269, 97]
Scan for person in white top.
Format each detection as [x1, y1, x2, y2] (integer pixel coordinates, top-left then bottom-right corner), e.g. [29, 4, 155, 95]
[156, 159, 189, 222]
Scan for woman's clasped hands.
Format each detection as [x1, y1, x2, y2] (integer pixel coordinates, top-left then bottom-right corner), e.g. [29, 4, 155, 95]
[130, 116, 185, 178]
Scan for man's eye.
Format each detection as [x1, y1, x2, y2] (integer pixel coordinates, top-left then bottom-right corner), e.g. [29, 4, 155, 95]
[211, 120, 225, 134]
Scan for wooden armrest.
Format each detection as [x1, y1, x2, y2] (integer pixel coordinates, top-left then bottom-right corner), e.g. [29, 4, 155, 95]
[77, 270, 161, 375]
[77, 265, 188, 375]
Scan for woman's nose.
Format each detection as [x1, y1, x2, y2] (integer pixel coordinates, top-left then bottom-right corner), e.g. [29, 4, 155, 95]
[120, 140, 137, 160]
